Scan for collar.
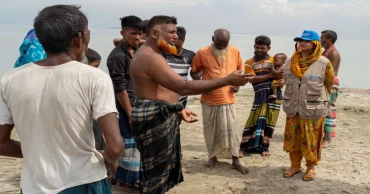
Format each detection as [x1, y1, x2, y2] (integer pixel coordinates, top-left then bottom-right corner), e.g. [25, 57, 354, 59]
[118, 40, 137, 53]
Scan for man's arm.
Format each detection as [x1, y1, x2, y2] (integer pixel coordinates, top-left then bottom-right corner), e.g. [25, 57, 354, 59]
[0, 124, 22, 158]
[97, 113, 123, 163]
[328, 50, 341, 76]
[107, 57, 132, 119]
[0, 89, 22, 158]
[117, 92, 132, 119]
[190, 51, 203, 80]
[93, 73, 124, 163]
[143, 54, 252, 96]
[190, 70, 203, 80]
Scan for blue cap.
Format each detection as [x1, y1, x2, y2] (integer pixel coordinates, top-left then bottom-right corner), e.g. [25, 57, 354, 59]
[293, 30, 320, 42]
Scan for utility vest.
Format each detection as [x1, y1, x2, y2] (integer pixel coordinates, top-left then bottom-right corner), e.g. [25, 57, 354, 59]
[282, 56, 330, 119]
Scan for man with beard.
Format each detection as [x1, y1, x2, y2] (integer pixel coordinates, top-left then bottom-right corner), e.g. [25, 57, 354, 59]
[239, 36, 284, 157]
[321, 30, 341, 148]
[0, 5, 123, 193]
[190, 29, 249, 174]
[162, 26, 195, 107]
[106, 15, 142, 192]
[130, 17, 253, 194]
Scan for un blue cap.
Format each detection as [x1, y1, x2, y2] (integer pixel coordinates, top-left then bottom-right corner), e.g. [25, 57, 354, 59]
[293, 30, 320, 42]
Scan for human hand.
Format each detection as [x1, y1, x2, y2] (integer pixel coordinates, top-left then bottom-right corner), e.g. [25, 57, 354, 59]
[180, 109, 198, 123]
[277, 68, 284, 77]
[274, 79, 285, 88]
[226, 70, 254, 86]
[105, 160, 118, 176]
[98, 150, 119, 175]
[230, 86, 240, 93]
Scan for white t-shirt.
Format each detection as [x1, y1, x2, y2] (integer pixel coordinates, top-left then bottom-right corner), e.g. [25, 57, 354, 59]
[0, 61, 117, 194]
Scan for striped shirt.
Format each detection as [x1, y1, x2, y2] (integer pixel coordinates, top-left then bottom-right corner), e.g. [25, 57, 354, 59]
[163, 48, 196, 104]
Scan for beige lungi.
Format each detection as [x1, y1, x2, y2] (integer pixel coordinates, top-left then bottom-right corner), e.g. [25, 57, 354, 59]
[202, 103, 240, 159]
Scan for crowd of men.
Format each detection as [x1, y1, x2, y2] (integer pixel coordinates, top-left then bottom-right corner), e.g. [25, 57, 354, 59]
[0, 4, 341, 194]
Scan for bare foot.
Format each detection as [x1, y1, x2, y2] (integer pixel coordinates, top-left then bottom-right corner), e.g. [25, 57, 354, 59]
[239, 150, 244, 158]
[322, 138, 331, 148]
[268, 95, 277, 99]
[232, 157, 249, 174]
[261, 151, 270, 157]
[116, 183, 139, 193]
[204, 157, 218, 167]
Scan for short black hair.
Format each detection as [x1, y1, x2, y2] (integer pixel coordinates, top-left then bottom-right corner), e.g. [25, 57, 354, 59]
[120, 15, 142, 30]
[86, 48, 101, 62]
[147, 15, 177, 34]
[177, 26, 186, 40]
[322, 30, 337, 44]
[274, 53, 287, 60]
[140, 20, 149, 34]
[255, 35, 271, 47]
[34, 5, 88, 54]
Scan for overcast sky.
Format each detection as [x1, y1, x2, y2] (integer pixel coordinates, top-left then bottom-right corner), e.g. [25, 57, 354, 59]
[1, 0, 369, 39]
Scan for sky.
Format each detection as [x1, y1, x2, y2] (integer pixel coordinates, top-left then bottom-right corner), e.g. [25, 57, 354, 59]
[1, 0, 369, 39]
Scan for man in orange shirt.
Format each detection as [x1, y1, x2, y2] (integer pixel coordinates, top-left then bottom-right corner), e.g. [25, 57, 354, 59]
[191, 29, 249, 174]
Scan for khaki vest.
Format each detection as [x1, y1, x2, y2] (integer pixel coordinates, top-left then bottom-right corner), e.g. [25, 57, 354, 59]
[282, 56, 330, 119]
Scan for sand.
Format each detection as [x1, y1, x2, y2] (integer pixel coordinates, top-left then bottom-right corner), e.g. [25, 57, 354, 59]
[1, 88, 370, 194]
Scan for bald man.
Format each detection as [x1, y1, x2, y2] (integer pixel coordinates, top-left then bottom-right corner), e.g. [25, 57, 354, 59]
[191, 29, 249, 174]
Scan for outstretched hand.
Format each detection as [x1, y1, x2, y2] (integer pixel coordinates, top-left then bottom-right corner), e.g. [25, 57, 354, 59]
[226, 70, 254, 86]
[180, 109, 198, 123]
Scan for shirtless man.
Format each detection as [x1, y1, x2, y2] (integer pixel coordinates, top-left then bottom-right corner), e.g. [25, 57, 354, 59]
[321, 30, 341, 148]
[130, 15, 254, 194]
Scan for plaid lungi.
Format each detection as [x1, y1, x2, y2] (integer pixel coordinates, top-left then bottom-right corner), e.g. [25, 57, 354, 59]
[131, 99, 184, 194]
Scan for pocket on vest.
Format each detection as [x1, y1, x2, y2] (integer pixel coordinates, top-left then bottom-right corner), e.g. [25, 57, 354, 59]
[305, 101, 325, 117]
[284, 80, 294, 96]
[307, 81, 323, 101]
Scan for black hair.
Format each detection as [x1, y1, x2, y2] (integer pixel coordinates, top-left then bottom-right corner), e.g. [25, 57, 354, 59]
[33, 4, 88, 54]
[255, 35, 271, 47]
[86, 48, 101, 62]
[140, 20, 149, 34]
[321, 30, 337, 44]
[177, 26, 186, 40]
[146, 15, 177, 34]
[274, 53, 287, 60]
[120, 15, 142, 30]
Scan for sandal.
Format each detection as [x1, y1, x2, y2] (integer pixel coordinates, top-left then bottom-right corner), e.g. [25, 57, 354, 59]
[283, 168, 302, 178]
[303, 169, 316, 181]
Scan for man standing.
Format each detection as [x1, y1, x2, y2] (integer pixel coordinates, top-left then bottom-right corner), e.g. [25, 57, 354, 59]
[107, 15, 142, 192]
[239, 36, 285, 157]
[113, 20, 148, 47]
[191, 29, 249, 174]
[0, 5, 123, 194]
[163, 26, 196, 107]
[321, 30, 341, 148]
[130, 16, 253, 193]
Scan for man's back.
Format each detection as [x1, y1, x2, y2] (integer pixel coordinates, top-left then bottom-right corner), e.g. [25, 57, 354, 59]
[0, 62, 116, 193]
